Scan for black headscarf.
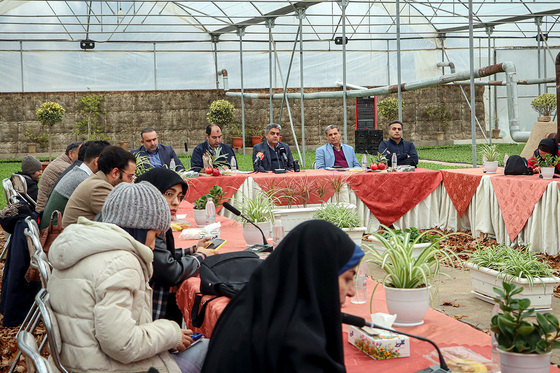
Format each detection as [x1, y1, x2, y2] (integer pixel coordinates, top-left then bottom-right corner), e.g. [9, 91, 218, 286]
[537, 138, 558, 155]
[202, 220, 357, 373]
[135, 167, 188, 196]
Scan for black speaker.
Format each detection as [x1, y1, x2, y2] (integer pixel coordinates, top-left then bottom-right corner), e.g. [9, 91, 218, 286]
[355, 97, 375, 130]
[355, 129, 383, 154]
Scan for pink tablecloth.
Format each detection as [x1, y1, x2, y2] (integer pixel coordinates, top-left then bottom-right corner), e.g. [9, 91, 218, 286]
[441, 168, 487, 217]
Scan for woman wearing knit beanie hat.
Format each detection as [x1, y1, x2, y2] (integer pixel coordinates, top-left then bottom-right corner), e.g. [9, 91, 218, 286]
[136, 168, 217, 323]
[15, 155, 43, 202]
[46, 181, 208, 373]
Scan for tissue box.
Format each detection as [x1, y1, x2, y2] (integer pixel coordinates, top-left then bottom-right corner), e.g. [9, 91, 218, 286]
[348, 326, 410, 360]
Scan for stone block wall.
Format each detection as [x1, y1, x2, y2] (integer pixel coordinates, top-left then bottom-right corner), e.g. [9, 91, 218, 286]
[0, 85, 484, 157]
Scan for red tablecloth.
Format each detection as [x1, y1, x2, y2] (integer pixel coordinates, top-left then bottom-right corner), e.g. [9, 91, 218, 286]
[441, 168, 487, 217]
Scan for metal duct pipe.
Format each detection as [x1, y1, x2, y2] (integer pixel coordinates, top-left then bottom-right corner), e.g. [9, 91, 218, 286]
[503, 61, 529, 142]
[217, 69, 229, 91]
[437, 61, 456, 74]
[335, 81, 367, 90]
[452, 77, 554, 86]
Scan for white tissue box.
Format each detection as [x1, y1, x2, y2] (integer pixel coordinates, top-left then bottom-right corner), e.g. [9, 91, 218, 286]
[348, 326, 410, 360]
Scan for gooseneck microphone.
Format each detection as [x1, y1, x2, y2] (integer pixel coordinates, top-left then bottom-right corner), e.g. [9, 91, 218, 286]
[340, 313, 450, 372]
[222, 202, 273, 253]
[278, 147, 288, 169]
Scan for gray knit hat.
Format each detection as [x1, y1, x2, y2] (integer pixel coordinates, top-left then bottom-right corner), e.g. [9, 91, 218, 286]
[21, 155, 42, 175]
[102, 181, 170, 232]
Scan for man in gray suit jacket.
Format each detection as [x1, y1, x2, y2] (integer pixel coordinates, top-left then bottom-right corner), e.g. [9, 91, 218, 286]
[315, 125, 361, 169]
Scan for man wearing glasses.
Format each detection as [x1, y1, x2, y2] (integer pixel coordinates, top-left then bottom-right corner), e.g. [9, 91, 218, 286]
[62, 146, 137, 228]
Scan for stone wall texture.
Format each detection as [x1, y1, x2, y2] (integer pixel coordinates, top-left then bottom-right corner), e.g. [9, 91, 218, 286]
[0, 85, 484, 156]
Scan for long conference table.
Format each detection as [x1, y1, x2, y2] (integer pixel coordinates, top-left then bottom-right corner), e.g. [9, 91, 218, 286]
[173, 203, 560, 372]
[185, 167, 560, 254]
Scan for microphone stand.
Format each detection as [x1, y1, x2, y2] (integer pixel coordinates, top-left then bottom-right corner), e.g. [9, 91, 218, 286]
[222, 202, 273, 253]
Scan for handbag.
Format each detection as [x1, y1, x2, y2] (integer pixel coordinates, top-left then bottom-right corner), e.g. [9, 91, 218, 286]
[25, 211, 63, 282]
[190, 251, 262, 327]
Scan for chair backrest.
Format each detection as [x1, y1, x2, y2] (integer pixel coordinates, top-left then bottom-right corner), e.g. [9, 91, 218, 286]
[17, 331, 52, 373]
[312, 161, 317, 169]
[25, 216, 41, 239]
[35, 290, 68, 373]
[2, 178, 18, 205]
[11, 174, 37, 207]
[34, 252, 51, 289]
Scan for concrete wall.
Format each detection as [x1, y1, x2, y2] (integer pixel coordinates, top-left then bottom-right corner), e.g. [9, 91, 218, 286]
[0, 85, 484, 157]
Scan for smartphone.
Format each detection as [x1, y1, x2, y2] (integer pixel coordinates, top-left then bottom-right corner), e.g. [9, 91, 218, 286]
[206, 238, 226, 251]
[186, 333, 204, 350]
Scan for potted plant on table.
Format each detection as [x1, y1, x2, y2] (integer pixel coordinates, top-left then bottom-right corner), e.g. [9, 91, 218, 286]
[536, 152, 558, 180]
[530, 93, 556, 122]
[467, 244, 559, 309]
[491, 281, 560, 373]
[425, 103, 452, 141]
[364, 227, 437, 259]
[479, 144, 501, 174]
[364, 226, 460, 327]
[193, 185, 226, 227]
[36, 101, 65, 161]
[312, 203, 365, 246]
[234, 191, 277, 246]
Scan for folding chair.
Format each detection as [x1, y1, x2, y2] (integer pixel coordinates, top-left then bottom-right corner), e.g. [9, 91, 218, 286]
[35, 289, 68, 373]
[11, 173, 37, 208]
[1, 178, 18, 260]
[17, 331, 52, 373]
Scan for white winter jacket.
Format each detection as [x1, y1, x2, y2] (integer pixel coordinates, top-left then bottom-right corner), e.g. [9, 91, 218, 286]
[47, 217, 182, 373]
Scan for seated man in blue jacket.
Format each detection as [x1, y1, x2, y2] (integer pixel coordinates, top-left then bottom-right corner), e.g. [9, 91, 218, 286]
[378, 120, 418, 167]
[191, 124, 237, 172]
[131, 127, 185, 171]
[252, 123, 294, 172]
[315, 125, 361, 169]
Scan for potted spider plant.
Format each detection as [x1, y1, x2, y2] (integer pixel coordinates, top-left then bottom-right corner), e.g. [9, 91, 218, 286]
[535, 152, 558, 180]
[491, 281, 560, 373]
[467, 244, 559, 309]
[479, 144, 501, 174]
[364, 225, 459, 327]
[234, 191, 276, 246]
[312, 203, 365, 246]
[364, 227, 436, 259]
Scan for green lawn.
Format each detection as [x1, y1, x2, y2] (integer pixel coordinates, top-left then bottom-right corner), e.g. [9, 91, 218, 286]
[0, 143, 526, 208]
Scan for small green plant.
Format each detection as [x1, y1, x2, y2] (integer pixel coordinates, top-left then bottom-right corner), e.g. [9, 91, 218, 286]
[380, 227, 436, 244]
[75, 90, 108, 141]
[24, 125, 50, 148]
[468, 245, 555, 287]
[202, 147, 229, 169]
[293, 176, 316, 208]
[228, 122, 243, 138]
[479, 144, 501, 162]
[134, 152, 151, 177]
[531, 93, 557, 117]
[425, 103, 452, 132]
[536, 152, 559, 168]
[364, 225, 459, 289]
[377, 97, 403, 122]
[491, 281, 560, 354]
[207, 100, 235, 126]
[374, 152, 387, 165]
[312, 203, 360, 229]
[36, 101, 65, 160]
[234, 191, 277, 226]
[193, 185, 227, 210]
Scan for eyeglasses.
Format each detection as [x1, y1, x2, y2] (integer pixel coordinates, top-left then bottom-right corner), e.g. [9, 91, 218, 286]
[163, 191, 185, 202]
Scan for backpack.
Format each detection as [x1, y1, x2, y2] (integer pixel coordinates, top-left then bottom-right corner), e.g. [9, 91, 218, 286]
[191, 251, 262, 327]
[504, 155, 532, 175]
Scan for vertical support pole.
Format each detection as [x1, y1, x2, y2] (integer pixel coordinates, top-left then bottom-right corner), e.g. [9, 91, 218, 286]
[486, 26, 494, 145]
[20, 41, 24, 92]
[536, 17, 543, 96]
[469, 0, 476, 167]
[341, 0, 349, 145]
[386, 40, 391, 86]
[212, 34, 220, 90]
[266, 18, 275, 123]
[153, 42, 157, 90]
[237, 27, 246, 156]
[396, 0, 403, 121]
[555, 52, 560, 143]
[439, 33, 446, 75]
[296, 7, 306, 167]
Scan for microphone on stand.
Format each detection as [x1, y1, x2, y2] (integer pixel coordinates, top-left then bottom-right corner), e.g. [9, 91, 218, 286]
[340, 313, 450, 372]
[253, 152, 264, 165]
[222, 202, 273, 253]
[278, 147, 288, 169]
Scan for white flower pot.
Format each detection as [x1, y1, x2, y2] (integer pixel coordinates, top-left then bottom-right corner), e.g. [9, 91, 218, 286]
[193, 209, 207, 227]
[243, 222, 271, 246]
[272, 203, 357, 234]
[499, 349, 551, 373]
[342, 227, 366, 247]
[540, 167, 555, 180]
[365, 235, 431, 259]
[485, 161, 499, 174]
[383, 285, 431, 327]
[466, 263, 560, 310]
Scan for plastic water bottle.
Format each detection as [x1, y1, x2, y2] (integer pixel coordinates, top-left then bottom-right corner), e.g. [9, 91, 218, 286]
[361, 154, 367, 170]
[205, 197, 216, 225]
[351, 262, 367, 304]
[230, 156, 237, 176]
[504, 153, 509, 168]
[169, 158, 176, 170]
[272, 214, 285, 248]
[392, 152, 398, 172]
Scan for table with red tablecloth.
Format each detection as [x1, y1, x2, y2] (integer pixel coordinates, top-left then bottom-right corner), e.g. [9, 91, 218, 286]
[171, 202, 559, 373]
[439, 168, 560, 254]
